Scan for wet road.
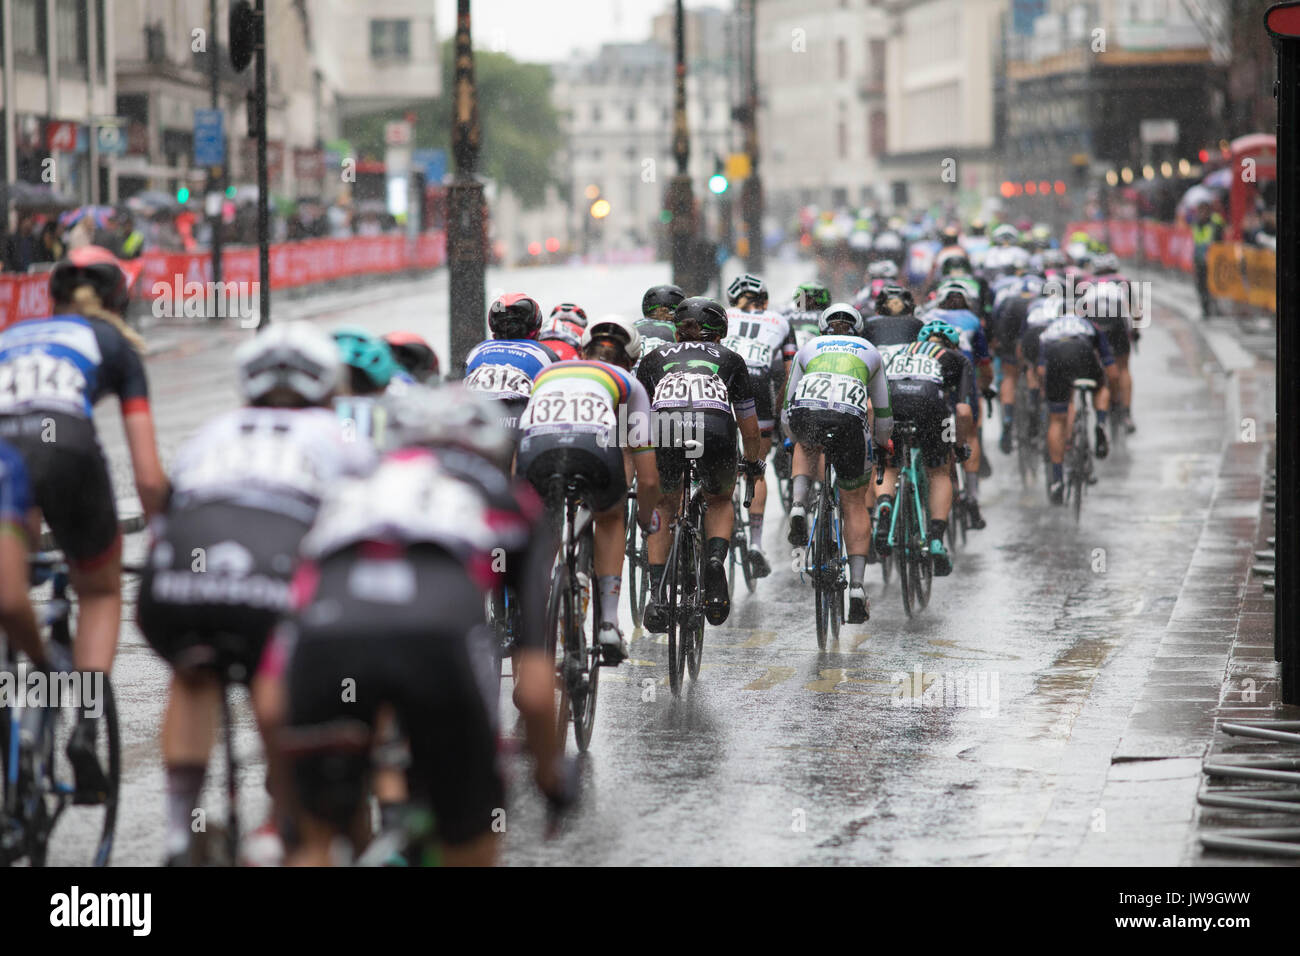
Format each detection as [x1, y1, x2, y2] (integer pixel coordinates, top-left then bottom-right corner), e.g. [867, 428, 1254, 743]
[50, 260, 1231, 865]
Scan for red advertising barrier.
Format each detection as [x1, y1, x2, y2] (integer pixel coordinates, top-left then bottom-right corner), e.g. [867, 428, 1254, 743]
[1064, 220, 1194, 272]
[1, 232, 446, 331]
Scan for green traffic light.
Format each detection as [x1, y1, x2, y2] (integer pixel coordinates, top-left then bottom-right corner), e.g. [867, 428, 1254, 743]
[225, 185, 236, 198]
[709, 174, 728, 195]
[176, 187, 190, 203]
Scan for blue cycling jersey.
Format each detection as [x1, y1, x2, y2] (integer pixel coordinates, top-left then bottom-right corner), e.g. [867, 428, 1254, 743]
[926, 308, 989, 366]
[0, 438, 30, 527]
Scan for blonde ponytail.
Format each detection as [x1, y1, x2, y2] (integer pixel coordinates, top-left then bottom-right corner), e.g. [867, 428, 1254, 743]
[69, 286, 147, 354]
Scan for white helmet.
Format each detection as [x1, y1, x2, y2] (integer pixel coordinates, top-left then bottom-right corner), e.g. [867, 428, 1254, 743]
[580, 314, 642, 362]
[235, 320, 340, 405]
[818, 302, 865, 336]
[383, 383, 514, 469]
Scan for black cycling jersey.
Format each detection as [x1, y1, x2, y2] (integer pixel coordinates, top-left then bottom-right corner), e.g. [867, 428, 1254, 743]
[636, 340, 756, 420]
[886, 341, 975, 409]
[864, 314, 925, 349]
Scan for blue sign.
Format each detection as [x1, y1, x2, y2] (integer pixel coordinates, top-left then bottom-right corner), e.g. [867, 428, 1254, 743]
[412, 148, 447, 184]
[194, 109, 225, 167]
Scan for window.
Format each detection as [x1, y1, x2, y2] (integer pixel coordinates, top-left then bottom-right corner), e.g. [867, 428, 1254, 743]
[836, 38, 847, 80]
[837, 119, 847, 159]
[96, 0, 107, 79]
[370, 19, 410, 61]
[868, 38, 885, 90]
[14, 0, 44, 58]
[56, 0, 87, 66]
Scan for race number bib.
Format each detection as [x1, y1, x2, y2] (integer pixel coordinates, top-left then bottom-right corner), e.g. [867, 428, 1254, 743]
[886, 351, 943, 383]
[521, 388, 616, 435]
[792, 371, 868, 418]
[0, 353, 87, 413]
[721, 335, 774, 368]
[651, 371, 729, 412]
[465, 363, 532, 398]
[876, 343, 908, 366]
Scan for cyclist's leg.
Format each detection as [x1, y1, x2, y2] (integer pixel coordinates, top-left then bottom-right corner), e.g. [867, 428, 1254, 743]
[786, 407, 822, 544]
[697, 416, 739, 625]
[746, 371, 775, 570]
[1041, 343, 1072, 501]
[827, 416, 871, 621]
[641, 442, 684, 631]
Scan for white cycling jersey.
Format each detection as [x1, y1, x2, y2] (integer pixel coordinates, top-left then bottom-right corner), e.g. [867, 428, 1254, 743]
[722, 307, 796, 376]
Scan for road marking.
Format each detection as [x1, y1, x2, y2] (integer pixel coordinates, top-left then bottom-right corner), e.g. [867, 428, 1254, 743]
[803, 668, 878, 693]
[739, 630, 777, 649]
[743, 666, 795, 691]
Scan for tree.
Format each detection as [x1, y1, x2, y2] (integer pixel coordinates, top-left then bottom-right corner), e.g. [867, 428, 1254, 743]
[343, 41, 563, 208]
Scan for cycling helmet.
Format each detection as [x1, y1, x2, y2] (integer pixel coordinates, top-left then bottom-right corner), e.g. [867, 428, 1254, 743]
[580, 314, 642, 363]
[641, 284, 685, 317]
[540, 313, 583, 351]
[1091, 253, 1120, 275]
[236, 320, 341, 405]
[1078, 282, 1131, 320]
[674, 296, 730, 338]
[793, 281, 831, 312]
[935, 282, 973, 311]
[1018, 274, 1046, 298]
[939, 224, 961, 244]
[874, 283, 915, 317]
[873, 231, 903, 254]
[918, 320, 961, 349]
[488, 293, 544, 339]
[384, 383, 514, 470]
[1041, 248, 1067, 270]
[818, 302, 865, 336]
[939, 253, 973, 277]
[384, 330, 440, 384]
[726, 273, 767, 306]
[950, 276, 982, 304]
[333, 326, 397, 390]
[49, 245, 138, 315]
[992, 223, 1019, 245]
[549, 302, 588, 327]
[867, 260, 900, 280]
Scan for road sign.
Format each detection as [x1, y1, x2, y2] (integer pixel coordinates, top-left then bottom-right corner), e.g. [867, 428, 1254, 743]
[194, 109, 225, 167]
[95, 120, 127, 157]
[385, 121, 412, 146]
[45, 121, 77, 152]
[1267, 1, 1300, 38]
[725, 152, 752, 181]
[412, 148, 447, 183]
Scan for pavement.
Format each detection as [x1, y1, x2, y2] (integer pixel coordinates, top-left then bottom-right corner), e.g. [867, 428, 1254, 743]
[46, 258, 1289, 866]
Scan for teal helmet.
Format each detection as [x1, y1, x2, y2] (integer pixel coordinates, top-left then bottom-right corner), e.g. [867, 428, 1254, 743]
[917, 319, 961, 349]
[333, 326, 397, 389]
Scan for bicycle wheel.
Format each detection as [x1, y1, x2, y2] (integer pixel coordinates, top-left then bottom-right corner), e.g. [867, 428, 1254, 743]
[547, 562, 575, 743]
[569, 571, 599, 753]
[686, 526, 705, 681]
[45, 672, 121, 866]
[812, 496, 832, 650]
[665, 527, 688, 697]
[897, 476, 916, 619]
[625, 512, 644, 629]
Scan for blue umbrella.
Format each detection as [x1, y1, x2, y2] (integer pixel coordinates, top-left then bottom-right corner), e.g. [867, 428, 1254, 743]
[58, 204, 115, 230]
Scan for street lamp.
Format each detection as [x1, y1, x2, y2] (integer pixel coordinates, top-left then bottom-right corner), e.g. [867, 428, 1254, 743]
[664, 0, 696, 291]
[448, 0, 487, 377]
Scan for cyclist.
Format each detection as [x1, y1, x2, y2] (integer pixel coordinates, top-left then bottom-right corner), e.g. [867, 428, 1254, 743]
[1079, 278, 1138, 435]
[783, 281, 831, 350]
[465, 293, 558, 435]
[384, 331, 440, 384]
[1038, 309, 1117, 504]
[0, 438, 42, 669]
[636, 285, 686, 366]
[0, 245, 168, 793]
[516, 316, 662, 664]
[138, 320, 374, 866]
[722, 273, 795, 577]
[538, 302, 588, 362]
[783, 303, 893, 624]
[925, 281, 991, 529]
[638, 297, 763, 631]
[863, 284, 924, 367]
[332, 326, 398, 445]
[269, 385, 566, 866]
[992, 273, 1046, 454]
[852, 260, 902, 315]
[873, 320, 975, 577]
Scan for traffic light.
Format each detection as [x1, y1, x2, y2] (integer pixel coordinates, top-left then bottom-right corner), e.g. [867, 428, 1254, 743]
[709, 158, 728, 195]
[176, 187, 190, 203]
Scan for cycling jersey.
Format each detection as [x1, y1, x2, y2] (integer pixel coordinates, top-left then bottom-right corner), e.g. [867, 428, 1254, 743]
[923, 308, 990, 368]
[1039, 314, 1116, 366]
[636, 340, 756, 421]
[781, 309, 822, 350]
[333, 395, 389, 447]
[0, 438, 29, 529]
[783, 335, 892, 445]
[521, 359, 651, 448]
[539, 317, 584, 362]
[885, 341, 974, 409]
[864, 314, 925, 366]
[0, 313, 149, 419]
[722, 307, 796, 376]
[463, 338, 557, 402]
[634, 317, 678, 364]
[169, 406, 376, 524]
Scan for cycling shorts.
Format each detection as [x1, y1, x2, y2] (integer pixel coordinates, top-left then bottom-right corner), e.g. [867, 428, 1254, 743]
[283, 544, 502, 846]
[1040, 338, 1104, 413]
[746, 368, 776, 434]
[651, 409, 737, 497]
[884, 386, 952, 470]
[138, 500, 310, 680]
[1091, 314, 1131, 359]
[517, 427, 628, 513]
[0, 411, 117, 567]
[787, 407, 870, 490]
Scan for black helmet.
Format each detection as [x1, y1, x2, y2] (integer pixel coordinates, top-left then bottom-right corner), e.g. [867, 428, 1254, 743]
[674, 296, 729, 338]
[49, 245, 134, 316]
[487, 293, 543, 340]
[641, 284, 685, 317]
[874, 283, 915, 317]
[793, 281, 831, 312]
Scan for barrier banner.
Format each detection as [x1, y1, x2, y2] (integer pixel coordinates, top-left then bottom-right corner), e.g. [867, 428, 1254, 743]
[1, 232, 446, 330]
[1207, 242, 1277, 312]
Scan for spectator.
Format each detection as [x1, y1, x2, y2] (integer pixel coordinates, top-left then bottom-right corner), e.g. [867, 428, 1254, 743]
[3, 215, 38, 273]
[34, 219, 64, 264]
[1191, 201, 1225, 319]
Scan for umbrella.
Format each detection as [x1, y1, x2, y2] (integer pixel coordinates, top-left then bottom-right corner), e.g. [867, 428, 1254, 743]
[1176, 183, 1222, 219]
[1202, 168, 1233, 190]
[125, 190, 181, 213]
[58, 205, 115, 230]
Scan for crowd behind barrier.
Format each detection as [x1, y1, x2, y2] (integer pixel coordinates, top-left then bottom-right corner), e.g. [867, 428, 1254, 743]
[1065, 219, 1276, 314]
[0, 231, 446, 331]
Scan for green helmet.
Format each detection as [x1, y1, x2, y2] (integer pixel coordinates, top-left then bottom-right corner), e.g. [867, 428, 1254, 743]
[793, 281, 831, 312]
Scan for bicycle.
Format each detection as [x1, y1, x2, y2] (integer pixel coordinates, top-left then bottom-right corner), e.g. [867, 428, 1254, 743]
[623, 487, 649, 629]
[653, 438, 714, 697]
[1014, 371, 1044, 489]
[1063, 378, 1099, 523]
[880, 421, 933, 619]
[949, 462, 971, 553]
[773, 436, 795, 513]
[729, 473, 757, 599]
[542, 475, 603, 752]
[0, 517, 144, 867]
[794, 427, 849, 650]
